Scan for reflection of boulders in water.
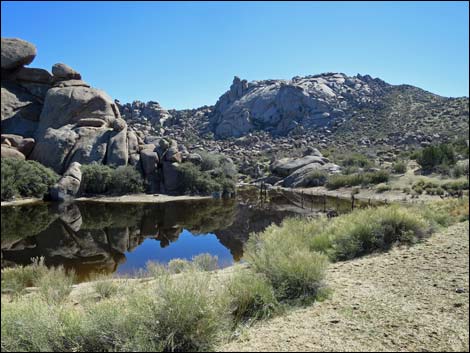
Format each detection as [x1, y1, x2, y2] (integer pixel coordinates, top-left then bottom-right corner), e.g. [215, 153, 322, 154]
[1, 199, 238, 280]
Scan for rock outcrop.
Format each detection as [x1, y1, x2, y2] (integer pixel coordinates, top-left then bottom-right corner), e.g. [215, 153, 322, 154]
[1, 38, 142, 176]
[210, 73, 388, 138]
[139, 137, 186, 194]
[50, 162, 82, 201]
[269, 151, 341, 187]
[1, 38, 37, 70]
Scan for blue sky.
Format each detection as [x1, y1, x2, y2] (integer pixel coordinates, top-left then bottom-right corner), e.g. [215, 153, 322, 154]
[2, 1, 468, 109]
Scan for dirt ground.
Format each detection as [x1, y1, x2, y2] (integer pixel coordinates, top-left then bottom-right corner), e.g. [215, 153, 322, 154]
[220, 221, 469, 352]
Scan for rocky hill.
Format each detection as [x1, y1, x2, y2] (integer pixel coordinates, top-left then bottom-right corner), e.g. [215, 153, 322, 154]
[208, 74, 469, 144]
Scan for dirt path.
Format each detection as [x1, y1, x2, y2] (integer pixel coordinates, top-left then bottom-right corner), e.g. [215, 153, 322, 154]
[220, 221, 469, 352]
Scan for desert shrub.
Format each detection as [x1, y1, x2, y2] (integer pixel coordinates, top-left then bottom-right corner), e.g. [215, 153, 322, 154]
[416, 143, 456, 171]
[177, 162, 236, 195]
[303, 170, 328, 187]
[326, 174, 364, 189]
[392, 161, 407, 174]
[376, 183, 391, 193]
[146, 261, 168, 278]
[178, 162, 221, 194]
[198, 151, 221, 171]
[127, 271, 224, 352]
[339, 153, 372, 168]
[1, 158, 59, 201]
[35, 266, 75, 304]
[1, 258, 48, 295]
[326, 170, 389, 189]
[79, 297, 132, 352]
[245, 221, 328, 301]
[168, 258, 193, 274]
[419, 197, 469, 226]
[227, 270, 279, 324]
[318, 206, 431, 260]
[451, 163, 468, 178]
[366, 170, 390, 184]
[80, 163, 113, 194]
[442, 180, 469, 192]
[192, 253, 219, 271]
[1, 296, 68, 352]
[108, 165, 144, 195]
[94, 279, 119, 299]
[80, 164, 143, 195]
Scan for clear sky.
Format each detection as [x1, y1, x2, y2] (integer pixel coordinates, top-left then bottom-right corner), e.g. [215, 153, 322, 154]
[1, 1, 469, 109]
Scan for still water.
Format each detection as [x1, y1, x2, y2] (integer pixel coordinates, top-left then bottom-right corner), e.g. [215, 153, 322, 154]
[1, 187, 361, 281]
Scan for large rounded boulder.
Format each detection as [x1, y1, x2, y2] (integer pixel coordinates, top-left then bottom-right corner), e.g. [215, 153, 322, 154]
[1, 38, 37, 70]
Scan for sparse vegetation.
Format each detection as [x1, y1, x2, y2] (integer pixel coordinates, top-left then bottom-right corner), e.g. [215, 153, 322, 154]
[1, 158, 59, 201]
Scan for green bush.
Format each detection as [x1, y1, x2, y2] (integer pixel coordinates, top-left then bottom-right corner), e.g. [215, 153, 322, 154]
[80, 164, 143, 196]
[245, 221, 329, 301]
[392, 161, 407, 174]
[303, 170, 328, 187]
[178, 162, 221, 194]
[1, 158, 59, 201]
[198, 151, 221, 172]
[326, 170, 389, 190]
[376, 183, 391, 193]
[339, 153, 372, 168]
[416, 143, 456, 171]
[127, 271, 224, 352]
[1, 296, 68, 352]
[1, 258, 48, 295]
[326, 206, 430, 260]
[177, 162, 236, 195]
[227, 270, 279, 324]
[80, 164, 113, 194]
[442, 180, 469, 192]
[109, 166, 144, 195]
[94, 279, 119, 299]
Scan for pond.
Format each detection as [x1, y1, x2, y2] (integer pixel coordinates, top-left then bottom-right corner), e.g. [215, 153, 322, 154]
[1, 187, 366, 281]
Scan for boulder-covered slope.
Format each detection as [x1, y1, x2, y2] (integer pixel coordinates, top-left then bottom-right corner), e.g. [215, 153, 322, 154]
[208, 74, 469, 142]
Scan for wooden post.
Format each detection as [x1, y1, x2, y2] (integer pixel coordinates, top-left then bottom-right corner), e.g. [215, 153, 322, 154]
[323, 194, 326, 212]
[351, 194, 355, 211]
[301, 191, 304, 209]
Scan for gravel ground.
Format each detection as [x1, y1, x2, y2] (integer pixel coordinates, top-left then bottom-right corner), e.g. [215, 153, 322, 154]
[221, 221, 469, 352]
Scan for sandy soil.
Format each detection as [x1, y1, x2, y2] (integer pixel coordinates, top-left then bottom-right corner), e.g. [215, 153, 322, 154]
[1, 198, 44, 207]
[220, 221, 469, 352]
[75, 193, 211, 204]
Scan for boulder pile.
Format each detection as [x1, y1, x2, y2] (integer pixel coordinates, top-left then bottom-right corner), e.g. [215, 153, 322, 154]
[0, 37, 197, 196]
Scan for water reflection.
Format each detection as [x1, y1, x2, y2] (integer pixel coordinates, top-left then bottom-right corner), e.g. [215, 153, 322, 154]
[1, 188, 365, 281]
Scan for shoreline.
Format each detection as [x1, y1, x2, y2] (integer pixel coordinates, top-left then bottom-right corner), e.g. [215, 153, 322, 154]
[75, 193, 212, 204]
[1, 193, 213, 207]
